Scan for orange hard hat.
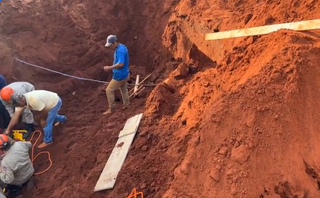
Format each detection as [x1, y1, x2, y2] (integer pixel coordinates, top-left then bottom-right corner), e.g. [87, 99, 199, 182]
[0, 134, 9, 150]
[0, 86, 14, 101]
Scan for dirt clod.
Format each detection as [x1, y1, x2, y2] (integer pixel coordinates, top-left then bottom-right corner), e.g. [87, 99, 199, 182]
[218, 147, 228, 156]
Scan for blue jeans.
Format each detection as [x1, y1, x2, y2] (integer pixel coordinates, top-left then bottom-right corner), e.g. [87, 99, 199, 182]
[43, 98, 66, 143]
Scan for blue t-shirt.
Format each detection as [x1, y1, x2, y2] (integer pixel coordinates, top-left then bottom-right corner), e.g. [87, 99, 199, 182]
[112, 44, 129, 81]
[0, 75, 6, 90]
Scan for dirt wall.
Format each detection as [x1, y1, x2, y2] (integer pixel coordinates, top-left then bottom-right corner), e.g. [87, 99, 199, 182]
[1, 0, 320, 198]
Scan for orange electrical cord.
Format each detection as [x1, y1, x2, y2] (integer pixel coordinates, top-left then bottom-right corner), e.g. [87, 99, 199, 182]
[126, 188, 144, 198]
[28, 130, 52, 175]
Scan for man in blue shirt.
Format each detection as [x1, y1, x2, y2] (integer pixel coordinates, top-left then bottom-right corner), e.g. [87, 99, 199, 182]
[103, 35, 130, 115]
[0, 75, 10, 130]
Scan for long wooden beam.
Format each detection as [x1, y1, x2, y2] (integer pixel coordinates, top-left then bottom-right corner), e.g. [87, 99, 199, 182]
[94, 113, 143, 192]
[205, 19, 320, 40]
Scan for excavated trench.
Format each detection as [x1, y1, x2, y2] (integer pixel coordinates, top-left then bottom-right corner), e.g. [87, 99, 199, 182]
[1, 0, 320, 198]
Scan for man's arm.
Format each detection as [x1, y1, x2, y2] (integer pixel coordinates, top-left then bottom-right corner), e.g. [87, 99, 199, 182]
[0, 161, 14, 184]
[103, 51, 126, 71]
[111, 51, 126, 69]
[4, 107, 25, 134]
[110, 62, 124, 69]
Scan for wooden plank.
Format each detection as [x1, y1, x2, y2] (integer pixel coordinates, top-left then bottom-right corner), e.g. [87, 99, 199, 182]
[205, 19, 320, 40]
[94, 113, 143, 192]
[94, 133, 135, 191]
[119, 113, 143, 138]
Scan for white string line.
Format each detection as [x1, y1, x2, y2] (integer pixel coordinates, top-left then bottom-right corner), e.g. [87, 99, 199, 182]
[15, 58, 110, 84]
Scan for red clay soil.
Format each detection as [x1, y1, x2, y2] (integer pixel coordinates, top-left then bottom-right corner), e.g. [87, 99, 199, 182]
[1, 0, 320, 198]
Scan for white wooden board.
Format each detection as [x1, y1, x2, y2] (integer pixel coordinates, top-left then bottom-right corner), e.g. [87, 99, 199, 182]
[205, 19, 320, 40]
[119, 113, 143, 138]
[94, 113, 143, 192]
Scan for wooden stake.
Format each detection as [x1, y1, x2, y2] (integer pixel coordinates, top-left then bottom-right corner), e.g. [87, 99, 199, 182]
[135, 87, 146, 97]
[143, 83, 158, 87]
[129, 86, 144, 98]
[205, 19, 320, 40]
[129, 73, 152, 94]
[129, 87, 145, 99]
[133, 75, 140, 94]
[137, 73, 152, 86]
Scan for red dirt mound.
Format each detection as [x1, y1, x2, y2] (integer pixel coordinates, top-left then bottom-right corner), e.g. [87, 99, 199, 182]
[1, 0, 320, 198]
[159, 31, 320, 198]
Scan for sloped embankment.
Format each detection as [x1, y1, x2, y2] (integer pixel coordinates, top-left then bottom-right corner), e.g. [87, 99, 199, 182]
[146, 30, 320, 197]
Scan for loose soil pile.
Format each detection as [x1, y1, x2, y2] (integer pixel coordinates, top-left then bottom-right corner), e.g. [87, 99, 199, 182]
[1, 0, 320, 198]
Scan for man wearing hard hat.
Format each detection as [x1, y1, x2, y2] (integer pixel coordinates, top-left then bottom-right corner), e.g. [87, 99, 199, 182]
[0, 82, 35, 139]
[0, 134, 34, 197]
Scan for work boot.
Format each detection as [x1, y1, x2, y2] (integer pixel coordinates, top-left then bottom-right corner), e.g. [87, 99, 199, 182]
[23, 123, 34, 139]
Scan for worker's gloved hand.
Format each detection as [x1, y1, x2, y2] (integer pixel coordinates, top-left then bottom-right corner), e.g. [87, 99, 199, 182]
[40, 119, 46, 128]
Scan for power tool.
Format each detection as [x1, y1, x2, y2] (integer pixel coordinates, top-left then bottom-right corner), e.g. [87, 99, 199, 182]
[12, 130, 27, 141]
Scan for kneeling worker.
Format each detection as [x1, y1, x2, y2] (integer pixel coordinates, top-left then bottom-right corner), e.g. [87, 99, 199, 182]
[0, 134, 34, 197]
[0, 82, 36, 138]
[4, 90, 67, 148]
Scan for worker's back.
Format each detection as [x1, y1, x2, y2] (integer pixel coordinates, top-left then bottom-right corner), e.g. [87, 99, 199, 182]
[1, 141, 34, 186]
[24, 90, 59, 111]
[7, 82, 35, 94]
